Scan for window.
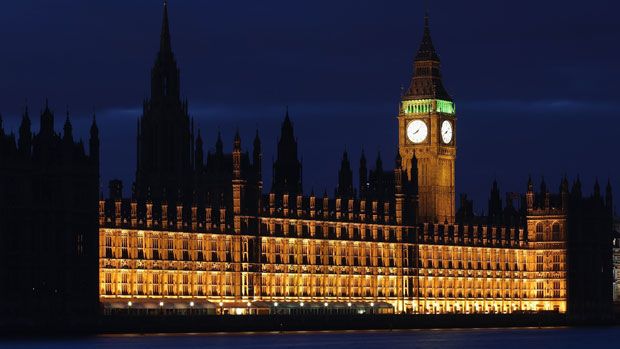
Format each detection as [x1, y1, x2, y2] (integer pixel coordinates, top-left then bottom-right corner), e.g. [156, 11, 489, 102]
[552, 223, 561, 240]
[536, 254, 544, 272]
[552, 254, 561, 271]
[535, 223, 543, 241]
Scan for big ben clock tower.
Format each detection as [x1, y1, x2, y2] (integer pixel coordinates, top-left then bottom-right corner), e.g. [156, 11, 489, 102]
[398, 14, 456, 223]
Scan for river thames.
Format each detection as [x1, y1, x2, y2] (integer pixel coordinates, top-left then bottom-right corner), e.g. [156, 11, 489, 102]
[1, 327, 619, 349]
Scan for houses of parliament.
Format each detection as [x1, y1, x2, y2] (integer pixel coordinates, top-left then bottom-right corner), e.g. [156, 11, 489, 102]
[0, 2, 614, 322]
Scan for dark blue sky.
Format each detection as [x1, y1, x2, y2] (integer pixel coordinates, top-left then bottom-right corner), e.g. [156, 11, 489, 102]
[1, 0, 618, 213]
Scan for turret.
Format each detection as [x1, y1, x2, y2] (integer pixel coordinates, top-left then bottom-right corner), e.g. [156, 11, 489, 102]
[40, 99, 54, 136]
[375, 151, 383, 173]
[526, 176, 534, 210]
[63, 111, 73, 143]
[89, 113, 99, 165]
[560, 175, 569, 210]
[359, 149, 368, 197]
[272, 109, 302, 195]
[488, 179, 502, 224]
[18, 107, 32, 157]
[253, 129, 262, 179]
[593, 178, 601, 201]
[232, 129, 241, 180]
[336, 149, 354, 198]
[571, 176, 582, 199]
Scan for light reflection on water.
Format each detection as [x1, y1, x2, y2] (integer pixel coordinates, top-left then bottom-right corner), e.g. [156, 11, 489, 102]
[1, 327, 619, 349]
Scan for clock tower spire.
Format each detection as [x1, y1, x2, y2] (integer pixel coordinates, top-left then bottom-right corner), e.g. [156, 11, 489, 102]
[398, 13, 456, 223]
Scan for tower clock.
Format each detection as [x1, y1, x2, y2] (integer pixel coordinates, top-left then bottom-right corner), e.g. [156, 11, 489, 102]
[398, 15, 456, 224]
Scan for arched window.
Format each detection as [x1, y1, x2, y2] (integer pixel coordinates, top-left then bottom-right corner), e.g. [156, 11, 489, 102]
[535, 223, 544, 241]
[552, 223, 561, 240]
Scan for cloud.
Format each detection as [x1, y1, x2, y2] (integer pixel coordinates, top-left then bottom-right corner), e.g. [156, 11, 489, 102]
[461, 99, 620, 114]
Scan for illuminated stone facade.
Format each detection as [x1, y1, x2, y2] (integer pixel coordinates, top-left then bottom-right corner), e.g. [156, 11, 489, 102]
[99, 180, 570, 314]
[98, 4, 613, 317]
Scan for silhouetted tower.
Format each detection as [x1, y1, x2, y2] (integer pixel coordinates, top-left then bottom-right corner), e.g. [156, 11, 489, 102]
[272, 110, 302, 195]
[336, 150, 354, 198]
[136, 1, 192, 204]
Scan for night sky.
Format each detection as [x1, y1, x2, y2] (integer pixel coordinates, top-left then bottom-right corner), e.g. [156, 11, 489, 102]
[1, 0, 618, 214]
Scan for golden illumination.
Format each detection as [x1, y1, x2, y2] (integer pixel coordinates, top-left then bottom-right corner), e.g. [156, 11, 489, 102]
[98, 200, 567, 315]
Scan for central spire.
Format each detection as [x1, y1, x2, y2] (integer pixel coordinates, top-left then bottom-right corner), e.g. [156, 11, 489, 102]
[137, 0, 191, 203]
[160, 0, 171, 55]
[415, 13, 440, 62]
[150, 0, 180, 102]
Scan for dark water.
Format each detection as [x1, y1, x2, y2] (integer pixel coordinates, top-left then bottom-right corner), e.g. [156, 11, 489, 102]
[1, 327, 618, 349]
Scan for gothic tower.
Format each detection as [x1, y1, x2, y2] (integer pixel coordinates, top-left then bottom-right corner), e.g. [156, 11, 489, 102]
[398, 14, 456, 223]
[135, 1, 193, 203]
[271, 110, 302, 195]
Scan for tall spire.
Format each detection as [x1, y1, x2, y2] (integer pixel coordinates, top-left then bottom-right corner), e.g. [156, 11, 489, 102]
[403, 12, 451, 101]
[150, 0, 180, 102]
[415, 12, 439, 62]
[160, 0, 171, 55]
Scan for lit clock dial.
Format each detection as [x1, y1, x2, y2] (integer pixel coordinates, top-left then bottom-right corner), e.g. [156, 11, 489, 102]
[406, 120, 428, 143]
[441, 120, 453, 144]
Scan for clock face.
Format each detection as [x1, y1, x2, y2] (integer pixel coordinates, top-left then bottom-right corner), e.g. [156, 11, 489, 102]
[406, 120, 428, 144]
[441, 120, 453, 144]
